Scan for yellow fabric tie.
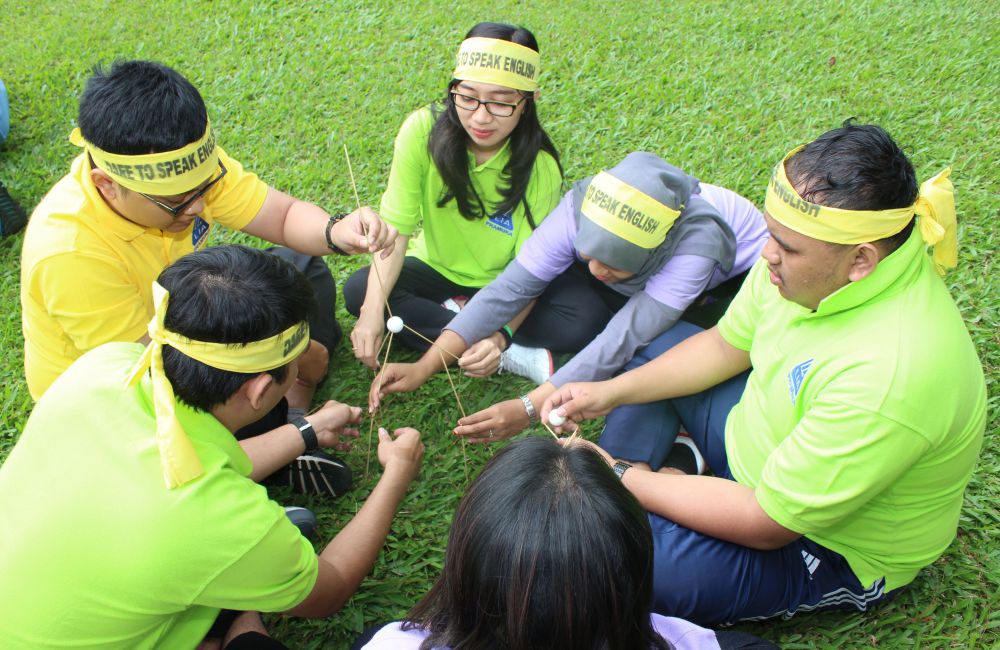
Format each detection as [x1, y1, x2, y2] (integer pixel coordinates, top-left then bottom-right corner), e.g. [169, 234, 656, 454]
[453, 37, 540, 91]
[765, 146, 957, 273]
[70, 121, 219, 195]
[125, 282, 310, 488]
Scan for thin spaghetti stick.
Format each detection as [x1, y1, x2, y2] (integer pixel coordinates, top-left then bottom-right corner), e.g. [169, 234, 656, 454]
[343, 144, 393, 319]
[541, 421, 560, 440]
[401, 323, 462, 362]
[366, 331, 396, 478]
[434, 345, 469, 482]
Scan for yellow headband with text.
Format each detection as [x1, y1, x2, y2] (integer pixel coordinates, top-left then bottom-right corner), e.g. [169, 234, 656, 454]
[581, 171, 681, 249]
[70, 121, 219, 195]
[125, 281, 310, 489]
[453, 37, 540, 91]
[765, 146, 957, 272]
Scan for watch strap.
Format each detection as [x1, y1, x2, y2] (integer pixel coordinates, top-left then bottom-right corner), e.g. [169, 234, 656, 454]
[519, 394, 538, 423]
[291, 416, 319, 452]
[612, 461, 632, 481]
[325, 213, 350, 255]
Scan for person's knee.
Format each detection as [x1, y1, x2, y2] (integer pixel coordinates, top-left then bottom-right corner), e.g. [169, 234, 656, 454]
[297, 340, 330, 386]
[342, 268, 369, 316]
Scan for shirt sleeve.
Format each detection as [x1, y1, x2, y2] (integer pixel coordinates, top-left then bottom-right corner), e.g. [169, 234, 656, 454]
[201, 148, 269, 231]
[517, 152, 564, 248]
[756, 398, 931, 535]
[446, 261, 550, 344]
[717, 258, 769, 351]
[549, 292, 684, 386]
[379, 110, 433, 235]
[515, 191, 578, 280]
[35, 251, 149, 350]
[195, 514, 319, 613]
[642, 254, 719, 312]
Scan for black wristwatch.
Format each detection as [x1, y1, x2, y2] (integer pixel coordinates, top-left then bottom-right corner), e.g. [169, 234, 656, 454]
[324, 213, 350, 255]
[612, 461, 632, 481]
[291, 416, 319, 453]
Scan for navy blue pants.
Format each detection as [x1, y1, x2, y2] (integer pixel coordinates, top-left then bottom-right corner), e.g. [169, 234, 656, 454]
[600, 323, 896, 626]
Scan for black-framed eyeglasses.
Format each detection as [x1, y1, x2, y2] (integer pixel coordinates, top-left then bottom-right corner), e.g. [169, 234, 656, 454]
[139, 161, 228, 218]
[450, 91, 526, 117]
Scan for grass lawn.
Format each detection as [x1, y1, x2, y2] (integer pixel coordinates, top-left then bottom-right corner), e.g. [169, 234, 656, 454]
[1, 0, 997, 647]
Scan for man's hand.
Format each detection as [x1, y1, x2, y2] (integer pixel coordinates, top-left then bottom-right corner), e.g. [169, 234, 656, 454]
[541, 381, 619, 432]
[333, 207, 397, 258]
[368, 362, 433, 412]
[376, 427, 424, 483]
[350, 311, 385, 369]
[457, 334, 505, 377]
[453, 398, 530, 443]
[305, 401, 362, 451]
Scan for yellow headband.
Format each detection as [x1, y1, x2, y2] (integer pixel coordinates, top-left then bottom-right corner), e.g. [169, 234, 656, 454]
[125, 281, 310, 489]
[581, 171, 681, 249]
[765, 146, 957, 272]
[453, 37, 540, 91]
[70, 121, 219, 195]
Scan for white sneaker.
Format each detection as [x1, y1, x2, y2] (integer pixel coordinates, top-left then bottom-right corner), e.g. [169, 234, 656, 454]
[499, 343, 553, 384]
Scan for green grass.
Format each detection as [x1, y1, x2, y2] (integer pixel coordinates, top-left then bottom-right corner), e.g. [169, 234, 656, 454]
[1, 0, 997, 647]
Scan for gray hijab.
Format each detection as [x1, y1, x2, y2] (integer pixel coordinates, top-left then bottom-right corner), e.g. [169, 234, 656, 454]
[573, 152, 737, 297]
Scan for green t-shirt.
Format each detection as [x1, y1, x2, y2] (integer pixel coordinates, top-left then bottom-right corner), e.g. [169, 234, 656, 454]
[379, 106, 563, 287]
[0, 343, 318, 648]
[718, 228, 986, 591]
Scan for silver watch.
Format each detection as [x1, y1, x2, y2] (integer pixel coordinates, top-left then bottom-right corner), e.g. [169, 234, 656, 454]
[519, 394, 538, 423]
[612, 461, 632, 481]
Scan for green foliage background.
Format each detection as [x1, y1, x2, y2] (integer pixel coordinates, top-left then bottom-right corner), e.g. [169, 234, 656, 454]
[1, 1, 996, 647]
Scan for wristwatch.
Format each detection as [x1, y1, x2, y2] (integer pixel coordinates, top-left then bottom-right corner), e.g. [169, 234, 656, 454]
[612, 461, 632, 481]
[519, 394, 538, 423]
[324, 213, 349, 255]
[291, 416, 319, 453]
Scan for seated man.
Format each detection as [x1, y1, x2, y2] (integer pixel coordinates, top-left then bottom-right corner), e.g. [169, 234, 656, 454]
[20, 60, 396, 495]
[543, 123, 986, 625]
[0, 245, 424, 648]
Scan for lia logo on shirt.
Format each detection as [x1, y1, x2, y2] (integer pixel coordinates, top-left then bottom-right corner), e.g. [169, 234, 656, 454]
[486, 211, 514, 236]
[787, 358, 814, 405]
[191, 217, 210, 250]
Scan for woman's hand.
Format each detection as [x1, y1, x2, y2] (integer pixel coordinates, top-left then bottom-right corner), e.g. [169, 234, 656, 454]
[457, 333, 505, 377]
[351, 311, 386, 369]
[453, 398, 530, 443]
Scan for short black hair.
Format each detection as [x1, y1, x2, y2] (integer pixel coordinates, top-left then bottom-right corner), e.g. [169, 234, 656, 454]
[405, 438, 672, 650]
[787, 121, 918, 252]
[158, 245, 316, 412]
[78, 60, 207, 155]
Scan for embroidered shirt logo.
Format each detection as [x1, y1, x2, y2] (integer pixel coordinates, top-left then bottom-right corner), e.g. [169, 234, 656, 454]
[191, 217, 211, 250]
[486, 211, 514, 236]
[787, 358, 813, 405]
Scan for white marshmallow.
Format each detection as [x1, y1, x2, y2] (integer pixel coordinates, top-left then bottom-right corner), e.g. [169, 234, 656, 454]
[548, 410, 567, 427]
[386, 316, 404, 333]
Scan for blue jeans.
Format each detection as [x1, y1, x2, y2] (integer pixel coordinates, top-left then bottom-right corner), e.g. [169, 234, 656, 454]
[600, 323, 895, 626]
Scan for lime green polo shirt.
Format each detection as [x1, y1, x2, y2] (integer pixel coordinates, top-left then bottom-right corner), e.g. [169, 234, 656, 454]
[0, 343, 318, 648]
[718, 228, 986, 591]
[380, 106, 563, 287]
[20, 149, 268, 399]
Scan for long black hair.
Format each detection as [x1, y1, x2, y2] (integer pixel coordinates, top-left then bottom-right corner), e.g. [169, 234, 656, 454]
[404, 438, 672, 650]
[428, 22, 562, 227]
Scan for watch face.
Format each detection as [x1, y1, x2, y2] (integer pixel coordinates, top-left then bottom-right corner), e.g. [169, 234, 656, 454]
[613, 461, 631, 480]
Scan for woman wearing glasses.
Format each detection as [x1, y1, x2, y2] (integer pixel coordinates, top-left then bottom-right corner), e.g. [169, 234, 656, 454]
[344, 22, 565, 383]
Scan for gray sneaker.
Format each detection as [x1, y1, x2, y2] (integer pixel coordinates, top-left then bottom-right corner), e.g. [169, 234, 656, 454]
[284, 506, 318, 541]
[499, 343, 553, 384]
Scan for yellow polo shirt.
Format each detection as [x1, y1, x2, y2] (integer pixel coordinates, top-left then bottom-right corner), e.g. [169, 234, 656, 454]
[20, 149, 268, 399]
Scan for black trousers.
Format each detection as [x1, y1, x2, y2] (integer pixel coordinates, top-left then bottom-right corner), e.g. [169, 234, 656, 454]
[235, 247, 340, 442]
[343, 257, 628, 354]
